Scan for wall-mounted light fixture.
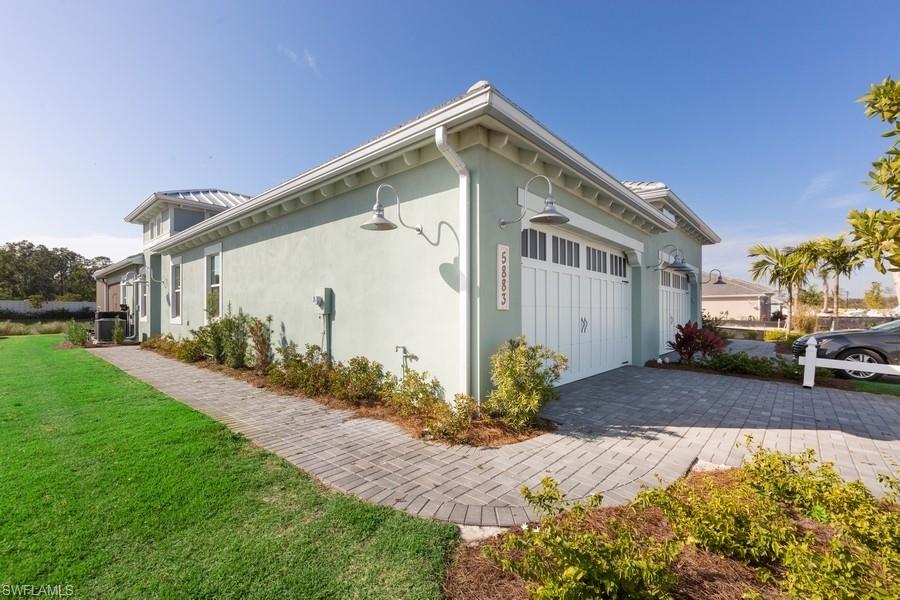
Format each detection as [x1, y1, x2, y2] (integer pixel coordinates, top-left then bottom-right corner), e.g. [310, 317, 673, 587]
[360, 183, 422, 234]
[702, 268, 726, 285]
[649, 244, 688, 271]
[499, 174, 569, 228]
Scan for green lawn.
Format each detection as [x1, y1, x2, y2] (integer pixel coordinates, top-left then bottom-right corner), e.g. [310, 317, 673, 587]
[852, 378, 900, 397]
[0, 335, 458, 599]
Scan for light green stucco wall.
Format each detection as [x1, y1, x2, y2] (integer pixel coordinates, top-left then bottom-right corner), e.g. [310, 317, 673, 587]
[130, 140, 707, 399]
[157, 157, 466, 395]
[471, 148, 704, 395]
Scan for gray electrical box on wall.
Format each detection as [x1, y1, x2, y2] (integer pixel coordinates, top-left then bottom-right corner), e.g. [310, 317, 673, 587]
[312, 287, 333, 315]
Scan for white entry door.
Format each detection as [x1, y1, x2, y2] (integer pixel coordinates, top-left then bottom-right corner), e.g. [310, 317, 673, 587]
[521, 226, 632, 385]
[659, 270, 691, 353]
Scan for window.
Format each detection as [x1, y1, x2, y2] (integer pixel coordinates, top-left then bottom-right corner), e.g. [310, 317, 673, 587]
[520, 228, 547, 260]
[610, 254, 628, 278]
[205, 248, 221, 320]
[170, 259, 182, 321]
[551, 235, 580, 267]
[140, 280, 147, 320]
[586, 247, 608, 273]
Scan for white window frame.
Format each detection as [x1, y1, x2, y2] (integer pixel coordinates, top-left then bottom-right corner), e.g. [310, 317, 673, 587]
[204, 243, 222, 323]
[139, 270, 148, 322]
[170, 256, 182, 324]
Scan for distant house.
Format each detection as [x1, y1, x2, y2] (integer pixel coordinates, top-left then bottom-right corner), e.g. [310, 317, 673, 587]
[702, 274, 777, 320]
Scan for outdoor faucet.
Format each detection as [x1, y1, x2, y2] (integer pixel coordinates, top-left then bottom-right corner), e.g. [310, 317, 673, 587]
[395, 345, 418, 373]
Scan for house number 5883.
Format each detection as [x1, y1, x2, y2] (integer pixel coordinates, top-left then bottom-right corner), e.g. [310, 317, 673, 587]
[497, 244, 510, 311]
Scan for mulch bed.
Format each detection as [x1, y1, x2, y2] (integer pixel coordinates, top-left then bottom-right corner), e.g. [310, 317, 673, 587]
[140, 347, 553, 447]
[442, 470, 791, 600]
[645, 360, 856, 391]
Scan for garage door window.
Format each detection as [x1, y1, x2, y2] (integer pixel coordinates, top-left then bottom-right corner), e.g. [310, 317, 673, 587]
[587, 247, 608, 273]
[611, 254, 628, 278]
[521, 228, 546, 261]
[551, 235, 580, 268]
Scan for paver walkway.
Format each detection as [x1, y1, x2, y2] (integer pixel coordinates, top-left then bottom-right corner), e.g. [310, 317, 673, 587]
[91, 346, 900, 526]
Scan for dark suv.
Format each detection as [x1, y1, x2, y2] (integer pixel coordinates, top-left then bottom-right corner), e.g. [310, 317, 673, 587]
[792, 319, 900, 381]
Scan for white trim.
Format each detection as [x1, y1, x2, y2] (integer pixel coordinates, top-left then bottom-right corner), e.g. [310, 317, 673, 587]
[519, 188, 644, 253]
[139, 269, 148, 323]
[151, 84, 678, 255]
[170, 256, 182, 325]
[203, 245, 222, 323]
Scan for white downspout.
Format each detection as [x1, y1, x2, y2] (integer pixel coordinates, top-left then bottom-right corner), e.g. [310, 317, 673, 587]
[435, 126, 471, 397]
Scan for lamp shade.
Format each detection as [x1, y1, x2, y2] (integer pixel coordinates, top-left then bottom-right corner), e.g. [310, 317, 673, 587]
[529, 195, 569, 225]
[360, 207, 397, 231]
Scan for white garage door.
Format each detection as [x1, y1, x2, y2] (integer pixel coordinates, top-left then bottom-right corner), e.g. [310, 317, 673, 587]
[659, 270, 691, 354]
[521, 226, 632, 385]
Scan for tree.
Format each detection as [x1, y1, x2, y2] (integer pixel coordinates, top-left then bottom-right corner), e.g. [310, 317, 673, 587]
[0, 241, 111, 301]
[864, 282, 885, 309]
[849, 77, 900, 305]
[859, 76, 900, 202]
[798, 286, 823, 307]
[748, 245, 809, 332]
[795, 239, 832, 312]
[849, 208, 900, 305]
[816, 235, 862, 316]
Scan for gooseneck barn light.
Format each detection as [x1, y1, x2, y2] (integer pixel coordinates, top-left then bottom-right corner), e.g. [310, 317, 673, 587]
[498, 174, 570, 228]
[360, 183, 422, 234]
[703, 268, 726, 285]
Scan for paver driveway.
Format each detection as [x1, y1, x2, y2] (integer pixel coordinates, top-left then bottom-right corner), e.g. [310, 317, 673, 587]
[91, 346, 900, 526]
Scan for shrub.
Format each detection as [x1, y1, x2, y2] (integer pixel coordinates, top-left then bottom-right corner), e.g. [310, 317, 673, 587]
[764, 329, 786, 342]
[486, 478, 680, 599]
[332, 356, 384, 402]
[26, 294, 44, 309]
[142, 334, 178, 355]
[701, 309, 730, 339]
[64, 319, 88, 346]
[794, 312, 818, 334]
[666, 321, 725, 362]
[483, 337, 567, 431]
[248, 315, 273, 374]
[112, 319, 125, 345]
[269, 344, 334, 396]
[638, 473, 795, 564]
[220, 306, 250, 369]
[193, 321, 225, 364]
[175, 338, 203, 362]
[381, 368, 443, 418]
[428, 393, 478, 440]
[744, 329, 761, 340]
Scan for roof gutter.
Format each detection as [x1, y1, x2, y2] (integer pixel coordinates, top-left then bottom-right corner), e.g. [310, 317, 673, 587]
[434, 126, 471, 398]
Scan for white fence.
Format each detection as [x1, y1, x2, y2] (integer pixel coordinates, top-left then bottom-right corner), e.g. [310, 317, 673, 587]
[0, 300, 96, 314]
[798, 336, 900, 388]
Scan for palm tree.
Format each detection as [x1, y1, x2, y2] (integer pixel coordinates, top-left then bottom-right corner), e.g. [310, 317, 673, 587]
[818, 235, 863, 316]
[748, 245, 809, 332]
[795, 239, 831, 312]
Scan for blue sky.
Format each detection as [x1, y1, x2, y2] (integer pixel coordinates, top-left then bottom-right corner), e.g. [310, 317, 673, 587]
[0, 1, 896, 294]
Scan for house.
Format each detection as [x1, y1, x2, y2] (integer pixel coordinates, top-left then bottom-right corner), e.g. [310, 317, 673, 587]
[701, 273, 777, 320]
[94, 81, 720, 397]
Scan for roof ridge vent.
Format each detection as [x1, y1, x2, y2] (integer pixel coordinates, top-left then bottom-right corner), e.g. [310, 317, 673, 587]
[467, 80, 491, 93]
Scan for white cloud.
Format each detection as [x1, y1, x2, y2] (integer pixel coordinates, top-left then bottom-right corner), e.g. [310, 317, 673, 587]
[303, 48, 320, 76]
[277, 43, 299, 65]
[277, 44, 321, 76]
[2, 234, 139, 262]
[799, 170, 841, 203]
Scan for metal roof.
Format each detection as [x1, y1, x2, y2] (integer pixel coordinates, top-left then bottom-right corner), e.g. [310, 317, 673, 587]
[125, 188, 251, 223]
[621, 181, 669, 194]
[622, 180, 721, 245]
[701, 273, 776, 297]
[157, 189, 252, 210]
